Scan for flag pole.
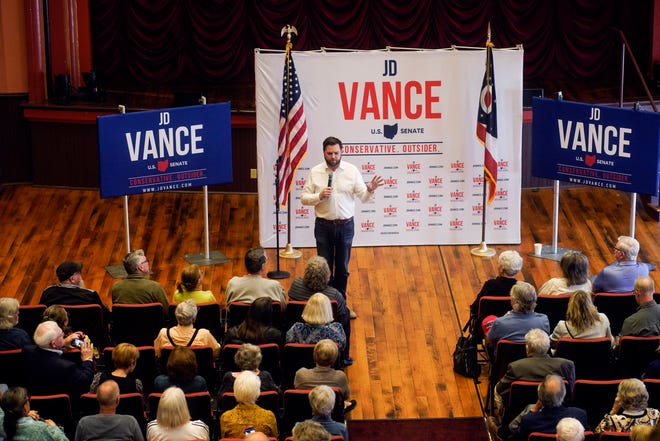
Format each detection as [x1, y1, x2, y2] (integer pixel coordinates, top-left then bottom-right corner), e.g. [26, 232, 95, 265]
[278, 25, 303, 260]
[471, 23, 496, 257]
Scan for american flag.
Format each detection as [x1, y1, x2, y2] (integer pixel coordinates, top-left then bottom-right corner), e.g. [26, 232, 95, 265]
[476, 44, 498, 205]
[277, 49, 308, 207]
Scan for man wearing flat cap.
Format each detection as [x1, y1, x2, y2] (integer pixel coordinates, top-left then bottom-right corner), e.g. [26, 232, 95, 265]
[40, 261, 111, 325]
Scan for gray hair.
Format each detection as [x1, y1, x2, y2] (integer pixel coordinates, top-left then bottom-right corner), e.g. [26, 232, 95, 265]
[538, 374, 565, 407]
[292, 420, 331, 441]
[235, 343, 262, 371]
[511, 281, 537, 312]
[309, 385, 335, 417]
[525, 328, 550, 356]
[233, 370, 261, 404]
[174, 299, 197, 326]
[617, 378, 648, 412]
[34, 321, 61, 347]
[617, 236, 640, 261]
[498, 251, 523, 276]
[122, 249, 145, 274]
[0, 298, 19, 330]
[556, 417, 585, 441]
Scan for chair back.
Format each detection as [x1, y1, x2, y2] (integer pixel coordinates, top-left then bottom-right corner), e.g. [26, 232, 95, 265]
[282, 388, 344, 438]
[227, 301, 282, 329]
[476, 296, 511, 341]
[79, 392, 146, 435]
[0, 349, 25, 387]
[61, 303, 109, 349]
[529, 432, 597, 441]
[281, 343, 317, 389]
[16, 304, 46, 338]
[572, 379, 623, 430]
[536, 294, 572, 330]
[218, 390, 280, 416]
[103, 345, 158, 395]
[111, 303, 164, 346]
[554, 337, 613, 380]
[617, 335, 660, 378]
[592, 293, 636, 336]
[159, 345, 216, 391]
[489, 340, 527, 385]
[30, 394, 74, 439]
[598, 432, 631, 441]
[643, 378, 660, 410]
[169, 302, 224, 341]
[219, 343, 281, 385]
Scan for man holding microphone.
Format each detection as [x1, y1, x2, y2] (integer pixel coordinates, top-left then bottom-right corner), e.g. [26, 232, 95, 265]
[301, 136, 383, 318]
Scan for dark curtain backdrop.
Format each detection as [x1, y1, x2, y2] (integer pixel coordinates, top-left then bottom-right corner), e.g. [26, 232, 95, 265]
[90, 0, 643, 87]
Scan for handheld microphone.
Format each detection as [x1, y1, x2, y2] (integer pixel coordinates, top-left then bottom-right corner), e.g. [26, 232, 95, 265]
[327, 173, 333, 187]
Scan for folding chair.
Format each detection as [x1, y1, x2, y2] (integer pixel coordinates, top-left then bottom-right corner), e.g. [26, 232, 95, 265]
[281, 343, 317, 389]
[16, 304, 46, 338]
[61, 303, 109, 349]
[592, 293, 636, 336]
[281, 388, 344, 438]
[0, 349, 25, 387]
[111, 303, 164, 346]
[103, 345, 158, 395]
[554, 337, 613, 380]
[571, 379, 623, 430]
[617, 336, 660, 379]
[227, 301, 282, 329]
[487, 340, 527, 413]
[536, 294, 572, 331]
[169, 302, 224, 341]
[159, 345, 217, 391]
[30, 393, 74, 439]
[643, 378, 660, 410]
[476, 296, 512, 344]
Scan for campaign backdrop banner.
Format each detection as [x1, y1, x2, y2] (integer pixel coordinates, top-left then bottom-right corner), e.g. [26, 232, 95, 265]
[532, 98, 660, 195]
[98, 103, 233, 199]
[256, 49, 524, 247]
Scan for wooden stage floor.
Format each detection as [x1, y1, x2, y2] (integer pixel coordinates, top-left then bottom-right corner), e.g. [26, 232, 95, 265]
[0, 184, 658, 420]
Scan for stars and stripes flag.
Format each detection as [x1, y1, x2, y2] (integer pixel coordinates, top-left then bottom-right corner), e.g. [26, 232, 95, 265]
[476, 43, 498, 205]
[277, 47, 308, 207]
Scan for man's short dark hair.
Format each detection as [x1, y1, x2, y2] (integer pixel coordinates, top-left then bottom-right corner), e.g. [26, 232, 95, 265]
[245, 247, 266, 274]
[323, 136, 343, 151]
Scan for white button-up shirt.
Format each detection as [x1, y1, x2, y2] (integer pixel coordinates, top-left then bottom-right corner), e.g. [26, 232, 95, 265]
[301, 161, 372, 220]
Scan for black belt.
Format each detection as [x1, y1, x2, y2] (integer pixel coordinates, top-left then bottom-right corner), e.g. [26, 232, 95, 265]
[317, 217, 353, 225]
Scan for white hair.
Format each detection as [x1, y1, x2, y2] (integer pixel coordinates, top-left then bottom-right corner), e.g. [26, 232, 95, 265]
[556, 417, 585, 441]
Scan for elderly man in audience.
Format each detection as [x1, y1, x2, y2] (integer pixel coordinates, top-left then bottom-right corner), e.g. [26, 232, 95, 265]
[111, 249, 169, 311]
[74, 380, 144, 441]
[593, 236, 649, 293]
[153, 299, 220, 358]
[470, 250, 524, 317]
[225, 247, 287, 307]
[620, 276, 660, 338]
[23, 320, 95, 397]
[0, 298, 31, 350]
[509, 375, 589, 441]
[309, 385, 349, 440]
[556, 417, 586, 441]
[595, 378, 660, 433]
[494, 329, 575, 417]
[487, 282, 550, 350]
[40, 260, 111, 325]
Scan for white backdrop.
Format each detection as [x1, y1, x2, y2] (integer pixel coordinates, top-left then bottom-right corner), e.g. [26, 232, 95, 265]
[255, 48, 523, 247]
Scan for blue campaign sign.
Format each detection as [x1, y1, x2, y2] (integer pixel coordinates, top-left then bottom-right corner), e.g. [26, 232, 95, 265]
[532, 98, 660, 196]
[97, 102, 233, 198]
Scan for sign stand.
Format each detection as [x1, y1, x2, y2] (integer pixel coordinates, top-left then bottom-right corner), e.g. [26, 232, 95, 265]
[183, 96, 230, 266]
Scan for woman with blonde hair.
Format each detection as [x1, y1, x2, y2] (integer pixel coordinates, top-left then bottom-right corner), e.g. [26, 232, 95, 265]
[0, 297, 31, 349]
[146, 386, 209, 441]
[286, 293, 346, 356]
[89, 342, 143, 394]
[595, 378, 660, 433]
[173, 264, 215, 304]
[549, 290, 613, 346]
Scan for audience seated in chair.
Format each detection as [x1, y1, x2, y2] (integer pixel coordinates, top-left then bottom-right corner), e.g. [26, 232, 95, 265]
[23, 320, 95, 397]
[294, 339, 356, 412]
[111, 249, 169, 312]
[0, 386, 68, 441]
[487, 282, 550, 350]
[42, 304, 91, 351]
[593, 236, 649, 294]
[538, 251, 592, 295]
[620, 277, 660, 338]
[146, 386, 209, 441]
[0, 298, 31, 350]
[556, 417, 586, 441]
[154, 346, 207, 394]
[595, 378, 660, 433]
[494, 328, 575, 418]
[220, 370, 278, 439]
[173, 264, 216, 304]
[292, 420, 331, 441]
[470, 250, 523, 318]
[286, 293, 348, 365]
[550, 290, 614, 347]
[154, 299, 220, 359]
[39, 260, 111, 326]
[218, 343, 279, 397]
[75, 379, 144, 441]
[224, 297, 282, 346]
[225, 247, 287, 307]
[309, 385, 349, 441]
[90, 342, 144, 395]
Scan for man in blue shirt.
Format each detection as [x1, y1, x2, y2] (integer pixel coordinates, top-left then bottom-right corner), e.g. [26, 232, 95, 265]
[593, 236, 649, 293]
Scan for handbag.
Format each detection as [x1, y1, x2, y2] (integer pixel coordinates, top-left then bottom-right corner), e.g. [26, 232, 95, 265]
[453, 318, 481, 379]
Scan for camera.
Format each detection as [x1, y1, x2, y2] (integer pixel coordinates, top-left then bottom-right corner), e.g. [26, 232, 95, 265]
[71, 338, 83, 349]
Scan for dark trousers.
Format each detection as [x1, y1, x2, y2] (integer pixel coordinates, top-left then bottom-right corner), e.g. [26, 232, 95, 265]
[314, 217, 354, 298]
